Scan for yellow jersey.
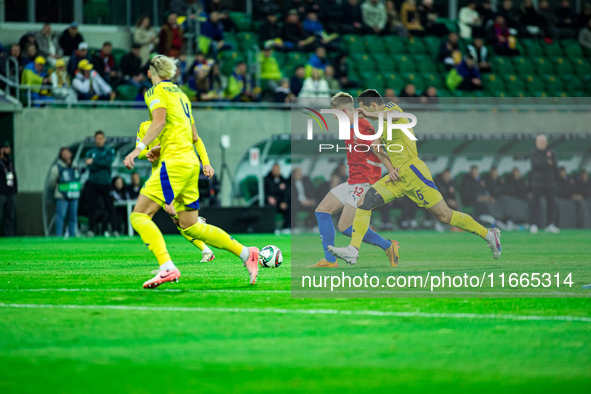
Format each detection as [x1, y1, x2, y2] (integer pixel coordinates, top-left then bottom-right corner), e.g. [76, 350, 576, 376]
[379, 101, 418, 169]
[136, 120, 160, 172]
[144, 80, 198, 165]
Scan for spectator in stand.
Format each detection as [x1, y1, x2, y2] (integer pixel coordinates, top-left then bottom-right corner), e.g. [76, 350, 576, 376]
[208, 63, 225, 99]
[304, 0, 323, 15]
[72, 59, 115, 101]
[259, 13, 284, 48]
[529, 134, 559, 234]
[400, 0, 425, 36]
[254, 0, 280, 21]
[484, 166, 504, 200]
[438, 32, 461, 70]
[35, 23, 62, 67]
[207, 0, 237, 33]
[580, 3, 591, 29]
[321, 0, 345, 34]
[226, 62, 259, 102]
[200, 11, 228, 58]
[467, 37, 491, 73]
[342, 0, 371, 35]
[334, 54, 358, 89]
[285, 0, 307, 20]
[21, 43, 38, 67]
[498, 0, 521, 30]
[556, 0, 578, 38]
[18, 31, 37, 53]
[0, 45, 22, 82]
[458, 2, 482, 39]
[456, 55, 483, 90]
[399, 83, 419, 98]
[67, 41, 89, 76]
[21, 56, 54, 104]
[299, 68, 330, 97]
[420, 86, 438, 104]
[307, 46, 327, 72]
[520, 0, 545, 37]
[111, 176, 130, 235]
[265, 163, 290, 230]
[385, 0, 407, 36]
[0, 141, 16, 236]
[303, 12, 339, 49]
[133, 16, 158, 67]
[159, 13, 184, 57]
[59, 22, 84, 57]
[120, 44, 147, 88]
[361, 0, 388, 35]
[576, 170, 591, 198]
[478, 0, 495, 31]
[85, 131, 117, 237]
[127, 172, 142, 200]
[579, 19, 591, 49]
[291, 167, 317, 228]
[493, 16, 520, 56]
[324, 65, 341, 90]
[188, 63, 213, 101]
[460, 165, 494, 216]
[418, 0, 448, 37]
[384, 88, 397, 101]
[49, 147, 80, 237]
[274, 78, 295, 103]
[290, 65, 306, 96]
[538, 0, 572, 40]
[557, 167, 581, 200]
[260, 44, 283, 90]
[50, 59, 77, 103]
[91, 42, 121, 86]
[283, 9, 316, 52]
[504, 168, 529, 200]
[434, 169, 457, 231]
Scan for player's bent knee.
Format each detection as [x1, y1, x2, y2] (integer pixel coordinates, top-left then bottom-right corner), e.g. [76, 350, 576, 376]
[358, 188, 384, 211]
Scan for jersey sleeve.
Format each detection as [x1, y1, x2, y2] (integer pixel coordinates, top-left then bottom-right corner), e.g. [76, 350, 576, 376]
[356, 119, 378, 146]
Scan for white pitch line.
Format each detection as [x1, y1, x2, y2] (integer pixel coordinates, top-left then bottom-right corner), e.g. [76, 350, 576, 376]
[0, 303, 590, 323]
[0, 288, 586, 296]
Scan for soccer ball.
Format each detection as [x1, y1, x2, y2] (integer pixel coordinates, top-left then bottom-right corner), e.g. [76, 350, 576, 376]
[258, 245, 283, 268]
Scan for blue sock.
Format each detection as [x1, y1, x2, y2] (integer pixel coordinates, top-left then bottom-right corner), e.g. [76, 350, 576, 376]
[315, 211, 336, 262]
[341, 225, 391, 251]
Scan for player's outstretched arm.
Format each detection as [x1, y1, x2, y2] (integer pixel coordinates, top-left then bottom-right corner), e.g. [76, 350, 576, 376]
[124, 108, 166, 169]
[192, 124, 215, 178]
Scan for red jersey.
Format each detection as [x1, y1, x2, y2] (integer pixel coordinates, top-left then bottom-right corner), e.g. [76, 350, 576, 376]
[346, 118, 382, 185]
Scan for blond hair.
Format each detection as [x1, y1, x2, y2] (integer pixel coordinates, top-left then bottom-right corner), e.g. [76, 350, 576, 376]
[149, 55, 177, 80]
[330, 92, 354, 110]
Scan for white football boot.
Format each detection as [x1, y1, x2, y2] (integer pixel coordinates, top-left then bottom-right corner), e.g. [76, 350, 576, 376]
[485, 228, 502, 259]
[327, 245, 359, 265]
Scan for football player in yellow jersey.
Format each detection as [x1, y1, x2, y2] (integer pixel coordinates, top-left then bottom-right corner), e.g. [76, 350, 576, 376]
[328, 89, 502, 265]
[135, 120, 215, 263]
[123, 55, 259, 288]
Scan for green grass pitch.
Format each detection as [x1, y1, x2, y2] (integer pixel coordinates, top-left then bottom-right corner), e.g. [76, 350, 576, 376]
[1, 231, 590, 393]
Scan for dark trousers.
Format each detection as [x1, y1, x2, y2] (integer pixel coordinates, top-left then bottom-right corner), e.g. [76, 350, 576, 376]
[530, 186, 556, 227]
[86, 182, 117, 234]
[0, 193, 16, 236]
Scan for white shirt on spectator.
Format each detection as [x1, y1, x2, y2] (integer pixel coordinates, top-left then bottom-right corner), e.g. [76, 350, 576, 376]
[299, 77, 330, 98]
[458, 6, 480, 39]
[72, 70, 112, 97]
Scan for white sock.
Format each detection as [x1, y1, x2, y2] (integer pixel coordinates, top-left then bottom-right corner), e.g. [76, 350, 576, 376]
[160, 261, 177, 271]
[239, 246, 250, 263]
[202, 245, 213, 254]
[484, 229, 494, 242]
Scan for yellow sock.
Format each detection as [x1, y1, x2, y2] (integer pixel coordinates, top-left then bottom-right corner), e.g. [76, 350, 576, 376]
[130, 212, 171, 265]
[351, 209, 372, 249]
[181, 222, 244, 257]
[450, 211, 488, 238]
[178, 227, 207, 251]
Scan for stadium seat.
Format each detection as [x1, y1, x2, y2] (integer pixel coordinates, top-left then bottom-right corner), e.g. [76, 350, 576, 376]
[376, 58, 395, 74]
[483, 74, 506, 92]
[492, 57, 515, 74]
[571, 57, 591, 77]
[111, 49, 126, 65]
[351, 53, 377, 71]
[502, 74, 526, 91]
[414, 54, 437, 72]
[550, 57, 574, 75]
[391, 54, 414, 72]
[422, 72, 445, 88]
[240, 175, 259, 205]
[530, 57, 554, 74]
[343, 35, 365, 53]
[436, 17, 459, 33]
[406, 36, 426, 54]
[520, 39, 544, 56]
[522, 74, 545, 92]
[382, 36, 407, 54]
[285, 51, 306, 66]
[360, 72, 385, 91]
[236, 32, 259, 52]
[402, 72, 425, 91]
[541, 42, 563, 57]
[383, 72, 406, 91]
[116, 84, 138, 101]
[512, 56, 535, 75]
[422, 36, 442, 56]
[229, 12, 252, 31]
[363, 35, 381, 52]
[84, 0, 108, 23]
[563, 40, 584, 57]
[541, 74, 566, 93]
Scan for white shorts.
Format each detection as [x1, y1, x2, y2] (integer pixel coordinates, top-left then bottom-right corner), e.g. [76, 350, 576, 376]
[330, 182, 370, 207]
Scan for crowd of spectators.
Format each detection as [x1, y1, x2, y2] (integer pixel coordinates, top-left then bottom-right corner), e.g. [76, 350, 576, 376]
[2, 1, 591, 104]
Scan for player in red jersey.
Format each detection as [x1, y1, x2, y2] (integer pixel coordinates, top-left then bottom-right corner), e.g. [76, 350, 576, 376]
[309, 92, 400, 268]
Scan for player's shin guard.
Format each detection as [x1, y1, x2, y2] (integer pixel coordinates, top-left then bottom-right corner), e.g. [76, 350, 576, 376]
[342, 225, 390, 250]
[351, 209, 372, 249]
[130, 212, 171, 265]
[178, 227, 207, 251]
[180, 222, 243, 257]
[315, 212, 337, 262]
[450, 210, 488, 238]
